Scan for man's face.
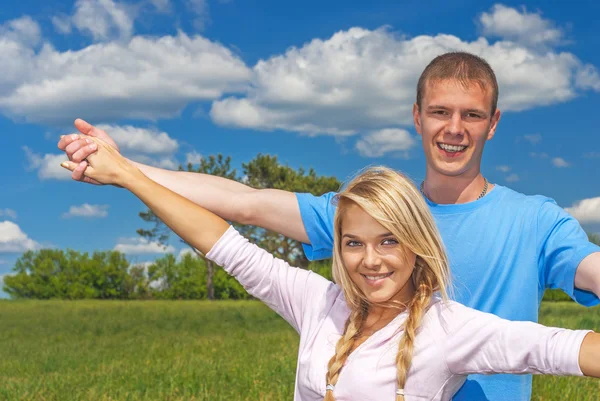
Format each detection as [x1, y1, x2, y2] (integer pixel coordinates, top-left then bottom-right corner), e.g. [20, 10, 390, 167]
[413, 79, 501, 178]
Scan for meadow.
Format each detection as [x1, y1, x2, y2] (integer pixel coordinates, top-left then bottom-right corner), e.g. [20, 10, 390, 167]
[0, 300, 598, 401]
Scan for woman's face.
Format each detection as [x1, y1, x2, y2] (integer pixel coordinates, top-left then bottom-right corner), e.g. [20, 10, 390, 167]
[339, 203, 416, 305]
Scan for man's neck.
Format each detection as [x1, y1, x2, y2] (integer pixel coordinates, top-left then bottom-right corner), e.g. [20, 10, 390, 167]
[422, 172, 492, 205]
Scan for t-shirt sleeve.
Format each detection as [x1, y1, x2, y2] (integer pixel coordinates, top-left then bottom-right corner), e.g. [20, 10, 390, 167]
[206, 226, 333, 333]
[443, 301, 590, 377]
[295, 192, 338, 261]
[537, 199, 600, 306]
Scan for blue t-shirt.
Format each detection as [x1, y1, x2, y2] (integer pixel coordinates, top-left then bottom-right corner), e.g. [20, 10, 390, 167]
[296, 184, 600, 401]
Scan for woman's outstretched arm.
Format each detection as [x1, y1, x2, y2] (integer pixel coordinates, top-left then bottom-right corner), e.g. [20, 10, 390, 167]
[60, 137, 333, 333]
[580, 332, 600, 377]
[443, 301, 599, 378]
[61, 137, 229, 255]
[58, 119, 310, 243]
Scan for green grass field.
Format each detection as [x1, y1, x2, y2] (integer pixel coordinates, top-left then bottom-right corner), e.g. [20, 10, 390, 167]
[0, 300, 598, 401]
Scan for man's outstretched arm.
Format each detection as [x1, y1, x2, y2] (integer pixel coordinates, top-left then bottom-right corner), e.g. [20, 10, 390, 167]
[575, 253, 600, 297]
[58, 119, 310, 244]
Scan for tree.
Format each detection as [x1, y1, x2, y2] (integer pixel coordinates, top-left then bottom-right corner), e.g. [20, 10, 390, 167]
[3, 248, 135, 299]
[240, 154, 340, 267]
[147, 253, 207, 299]
[137, 154, 238, 300]
[136, 153, 340, 299]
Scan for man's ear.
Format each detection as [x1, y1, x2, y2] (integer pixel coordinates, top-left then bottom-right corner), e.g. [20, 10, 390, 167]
[487, 109, 501, 140]
[413, 103, 422, 136]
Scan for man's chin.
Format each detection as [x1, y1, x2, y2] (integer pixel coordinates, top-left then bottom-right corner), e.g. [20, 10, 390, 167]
[430, 162, 469, 177]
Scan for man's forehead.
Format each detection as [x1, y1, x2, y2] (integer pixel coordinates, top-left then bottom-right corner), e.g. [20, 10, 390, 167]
[424, 78, 490, 94]
[421, 78, 493, 107]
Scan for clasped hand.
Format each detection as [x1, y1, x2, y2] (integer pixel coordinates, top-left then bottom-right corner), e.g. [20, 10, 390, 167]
[60, 136, 136, 187]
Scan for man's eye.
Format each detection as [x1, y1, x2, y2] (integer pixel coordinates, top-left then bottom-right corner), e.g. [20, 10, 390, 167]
[466, 113, 482, 119]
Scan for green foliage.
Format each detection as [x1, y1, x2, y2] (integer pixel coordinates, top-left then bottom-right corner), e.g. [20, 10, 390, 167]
[3, 249, 137, 300]
[213, 268, 251, 300]
[238, 154, 340, 268]
[136, 152, 340, 301]
[3, 248, 249, 301]
[589, 232, 600, 246]
[307, 259, 334, 281]
[146, 253, 251, 300]
[138, 154, 238, 300]
[148, 253, 207, 300]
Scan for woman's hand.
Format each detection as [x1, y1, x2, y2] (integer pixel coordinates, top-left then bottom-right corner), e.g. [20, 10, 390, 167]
[60, 137, 141, 187]
[58, 119, 122, 185]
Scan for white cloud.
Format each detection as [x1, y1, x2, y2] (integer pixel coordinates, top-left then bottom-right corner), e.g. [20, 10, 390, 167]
[72, 0, 135, 42]
[186, 0, 210, 31]
[51, 15, 73, 35]
[566, 197, 600, 224]
[26, 124, 181, 180]
[185, 151, 203, 165]
[133, 154, 179, 170]
[496, 165, 510, 172]
[0, 32, 251, 125]
[552, 157, 570, 167]
[0, 209, 17, 220]
[114, 237, 175, 254]
[62, 204, 109, 218]
[150, 0, 171, 13]
[479, 4, 563, 48]
[211, 25, 600, 136]
[505, 173, 519, 182]
[0, 221, 40, 253]
[355, 128, 416, 158]
[530, 152, 549, 159]
[0, 16, 41, 47]
[97, 125, 178, 154]
[576, 64, 600, 91]
[131, 260, 154, 269]
[92, 124, 180, 170]
[23, 147, 71, 180]
[523, 134, 542, 145]
[178, 247, 199, 260]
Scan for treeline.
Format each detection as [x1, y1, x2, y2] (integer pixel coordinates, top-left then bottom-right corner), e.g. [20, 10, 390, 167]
[3, 153, 339, 300]
[2, 249, 333, 300]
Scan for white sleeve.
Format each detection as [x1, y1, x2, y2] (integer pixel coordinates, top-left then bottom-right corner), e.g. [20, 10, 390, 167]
[206, 226, 334, 333]
[443, 301, 590, 376]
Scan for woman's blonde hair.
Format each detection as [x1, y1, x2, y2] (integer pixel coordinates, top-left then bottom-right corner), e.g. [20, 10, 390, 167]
[324, 166, 451, 401]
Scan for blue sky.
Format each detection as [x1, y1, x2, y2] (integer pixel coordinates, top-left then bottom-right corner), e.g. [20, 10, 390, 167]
[1, 0, 599, 297]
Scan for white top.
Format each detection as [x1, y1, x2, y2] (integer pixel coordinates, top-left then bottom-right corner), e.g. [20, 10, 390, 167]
[206, 227, 588, 401]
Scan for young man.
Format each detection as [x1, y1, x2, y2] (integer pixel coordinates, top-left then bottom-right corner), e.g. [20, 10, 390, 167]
[58, 52, 600, 401]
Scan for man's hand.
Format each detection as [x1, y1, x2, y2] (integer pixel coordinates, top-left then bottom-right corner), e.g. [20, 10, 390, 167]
[57, 119, 121, 185]
[61, 137, 139, 188]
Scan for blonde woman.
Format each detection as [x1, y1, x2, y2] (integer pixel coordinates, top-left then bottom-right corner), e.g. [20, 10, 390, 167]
[61, 140, 600, 401]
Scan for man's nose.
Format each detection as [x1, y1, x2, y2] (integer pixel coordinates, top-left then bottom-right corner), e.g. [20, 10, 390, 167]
[445, 113, 465, 136]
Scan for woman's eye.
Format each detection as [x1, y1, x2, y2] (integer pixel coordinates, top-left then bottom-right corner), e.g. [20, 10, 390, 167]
[346, 240, 360, 247]
[382, 238, 399, 246]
